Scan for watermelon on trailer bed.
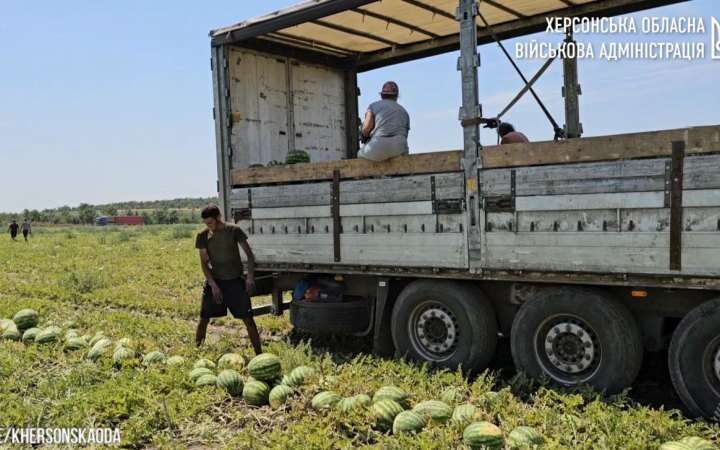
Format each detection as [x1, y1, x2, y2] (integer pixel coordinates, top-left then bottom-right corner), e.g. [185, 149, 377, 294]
[248, 353, 282, 381]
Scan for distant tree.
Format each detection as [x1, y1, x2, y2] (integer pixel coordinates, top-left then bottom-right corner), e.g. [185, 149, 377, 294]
[141, 211, 154, 225]
[77, 203, 96, 224]
[103, 206, 118, 217]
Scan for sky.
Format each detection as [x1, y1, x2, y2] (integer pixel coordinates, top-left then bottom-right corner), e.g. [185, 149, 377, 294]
[1, 1, 718, 213]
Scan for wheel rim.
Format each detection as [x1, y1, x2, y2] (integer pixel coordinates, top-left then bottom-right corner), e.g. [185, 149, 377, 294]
[703, 335, 720, 397]
[534, 314, 601, 385]
[407, 301, 459, 362]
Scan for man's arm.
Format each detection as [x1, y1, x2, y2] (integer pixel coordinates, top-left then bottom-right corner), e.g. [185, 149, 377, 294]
[240, 240, 255, 294]
[361, 111, 375, 143]
[199, 249, 223, 303]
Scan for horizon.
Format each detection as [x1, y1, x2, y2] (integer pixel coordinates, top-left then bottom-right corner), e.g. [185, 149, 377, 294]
[2, 1, 718, 213]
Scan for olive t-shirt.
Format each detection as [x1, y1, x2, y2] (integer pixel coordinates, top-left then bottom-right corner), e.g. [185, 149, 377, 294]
[195, 223, 248, 280]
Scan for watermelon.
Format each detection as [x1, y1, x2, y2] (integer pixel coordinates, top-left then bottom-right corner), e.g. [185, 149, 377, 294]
[1, 318, 14, 331]
[283, 365, 316, 387]
[217, 353, 245, 370]
[166, 356, 186, 366]
[372, 399, 405, 430]
[311, 391, 342, 410]
[217, 369, 244, 396]
[65, 329, 79, 341]
[393, 410, 427, 434]
[114, 338, 133, 351]
[2, 322, 20, 341]
[22, 327, 41, 343]
[286, 150, 310, 164]
[143, 351, 166, 365]
[412, 400, 453, 423]
[681, 437, 715, 450]
[248, 353, 282, 381]
[269, 384, 293, 408]
[373, 386, 410, 408]
[62, 320, 78, 329]
[440, 387, 464, 405]
[87, 337, 112, 361]
[64, 337, 89, 351]
[243, 380, 270, 406]
[193, 358, 216, 370]
[35, 326, 61, 344]
[337, 394, 372, 413]
[189, 367, 214, 383]
[463, 422, 504, 449]
[195, 373, 218, 387]
[451, 404, 478, 427]
[12, 309, 39, 330]
[89, 332, 106, 347]
[508, 426, 544, 448]
[113, 347, 135, 365]
[660, 442, 694, 450]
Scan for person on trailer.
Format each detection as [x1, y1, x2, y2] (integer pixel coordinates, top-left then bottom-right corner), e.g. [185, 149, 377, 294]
[21, 219, 31, 242]
[358, 81, 410, 161]
[498, 122, 530, 144]
[8, 220, 19, 241]
[195, 204, 262, 355]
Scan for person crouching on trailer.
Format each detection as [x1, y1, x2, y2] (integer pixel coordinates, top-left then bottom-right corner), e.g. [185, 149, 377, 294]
[358, 81, 410, 161]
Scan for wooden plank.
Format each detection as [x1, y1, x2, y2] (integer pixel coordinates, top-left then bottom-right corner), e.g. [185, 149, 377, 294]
[684, 155, 720, 190]
[231, 150, 463, 186]
[515, 192, 665, 211]
[683, 190, 720, 207]
[251, 201, 435, 219]
[481, 125, 720, 169]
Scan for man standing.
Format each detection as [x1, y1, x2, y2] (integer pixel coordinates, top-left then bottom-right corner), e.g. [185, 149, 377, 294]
[357, 81, 410, 161]
[498, 122, 530, 144]
[21, 219, 31, 242]
[195, 204, 262, 354]
[8, 220, 19, 241]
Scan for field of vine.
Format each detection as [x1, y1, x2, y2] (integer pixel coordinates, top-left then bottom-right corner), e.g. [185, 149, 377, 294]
[1, 226, 718, 449]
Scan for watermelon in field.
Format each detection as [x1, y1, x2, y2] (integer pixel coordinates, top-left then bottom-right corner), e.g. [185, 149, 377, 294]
[660, 437, 716, 450]
[412, 400, 453, 423]
[12, 309, 39, 330]
[393, 410, 427, 434]
[373, 386, 409, 408]
[2, 322, 20, 341]
[87, 337, 112, 361]
[463, 422, 504, 449]
[481, 391, 502, 406]
[283, 365, 316, 387]
[22, 327, 41, 343]
[65, 337, 89, 351]
[508, 426, 544, 448]
[35, 326, 61, 344]
[217, 353, 244, 370]
[269, 384, 293, 407]
[660, 442, 694, 450]
[217, 369, 244, 396]
[113, 347, 135, 365]
[195, 373, 218, 387]
[193, 358, 216, 370]
[114, 338, 134, 351]
[451, 404, 478, 427]
[372, 399, 405, 431]
[189, 367, 214, 383]
[65, 329, 79, 341]
[0, 318, 14, 331]
[89, 332, 106, 347]
[248, 353, 282, 381]
[243, 380, 270, 406]
[440, 387, 464, 405]
[337, 394, 372, 413]
[311, 391, 342, 410]
[166, 356, 186, 366]
[143, 351, 165, 365]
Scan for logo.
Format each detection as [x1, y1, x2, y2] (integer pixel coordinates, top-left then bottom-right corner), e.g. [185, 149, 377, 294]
[712, 17, 720, 59]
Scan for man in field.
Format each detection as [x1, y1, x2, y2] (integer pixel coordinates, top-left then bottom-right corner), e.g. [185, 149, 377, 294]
[358, 81, 410, 161]
[498, 122, 530, 144]
[8, 220, 19, 241]
[195, 205, 262, 354]
[21, 219, 31, 242]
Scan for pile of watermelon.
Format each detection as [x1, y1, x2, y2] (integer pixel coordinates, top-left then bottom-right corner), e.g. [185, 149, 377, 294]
[285, 150, 310, 165]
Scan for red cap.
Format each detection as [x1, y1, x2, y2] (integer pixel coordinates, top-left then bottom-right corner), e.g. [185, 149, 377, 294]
[380, 81, 399, 96]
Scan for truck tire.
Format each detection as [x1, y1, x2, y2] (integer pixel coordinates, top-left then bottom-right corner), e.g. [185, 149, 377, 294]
[511, 287, 642, 394]
[391, 280, 497, 372]
[668, 297, 720, 420]
[290, 299, 370, 334]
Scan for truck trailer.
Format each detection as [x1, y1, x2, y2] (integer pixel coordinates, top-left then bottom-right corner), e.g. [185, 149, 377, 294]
[209, 0, 720, 419]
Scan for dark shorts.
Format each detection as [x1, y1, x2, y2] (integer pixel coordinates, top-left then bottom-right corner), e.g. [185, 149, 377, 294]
[201, 278, 252, 319]
[22, 230, 28, 237]
[10, 231, 17, 238]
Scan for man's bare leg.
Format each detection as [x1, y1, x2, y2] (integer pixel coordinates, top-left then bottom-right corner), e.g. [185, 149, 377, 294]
[196, 318, 210, 346]
[242, 317, 263, 355]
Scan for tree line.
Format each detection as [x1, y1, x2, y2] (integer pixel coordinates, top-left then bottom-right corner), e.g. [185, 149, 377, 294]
[1, 197, 218, 225]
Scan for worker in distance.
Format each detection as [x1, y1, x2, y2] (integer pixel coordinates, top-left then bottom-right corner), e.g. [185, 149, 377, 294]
[358, 81, 410, 161]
